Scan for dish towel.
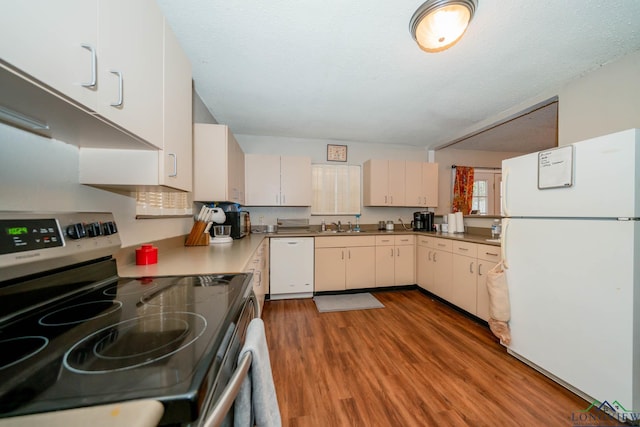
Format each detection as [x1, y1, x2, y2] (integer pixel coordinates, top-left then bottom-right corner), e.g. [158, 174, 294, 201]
[234, 318, 282, 427]
[486, 262, 512, 345]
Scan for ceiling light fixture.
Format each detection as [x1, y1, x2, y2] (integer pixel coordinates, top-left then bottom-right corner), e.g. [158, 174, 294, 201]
[409, 0, 478, 53]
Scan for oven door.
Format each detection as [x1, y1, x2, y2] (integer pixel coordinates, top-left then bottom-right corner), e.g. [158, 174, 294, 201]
[197, 291, 259, 427]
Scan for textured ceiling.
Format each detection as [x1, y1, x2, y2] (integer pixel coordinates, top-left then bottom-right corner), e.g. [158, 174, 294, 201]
[157, 0, 640, 152]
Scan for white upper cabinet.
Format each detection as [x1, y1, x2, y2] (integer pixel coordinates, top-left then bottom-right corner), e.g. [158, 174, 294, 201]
[280, 156, 312, 206]
[0, 0, 99, 109]
[193, 124, 245, 203]
[363, 159, 405, 206]
[0, 0, 164, 149]
[159, 19, 193, 191]
[78, 18, 193, 191]
[364, 159, 437, 207]
[97, 0, 164, 148]
[245, 154, 311, 206]
[405, 161, 439, 207]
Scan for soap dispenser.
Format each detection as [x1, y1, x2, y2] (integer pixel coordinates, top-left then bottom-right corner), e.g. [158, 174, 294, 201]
[354, 214, 361, 232]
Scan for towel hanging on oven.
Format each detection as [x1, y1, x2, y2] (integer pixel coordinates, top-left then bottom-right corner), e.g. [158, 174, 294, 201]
[234, 318, 282, 427]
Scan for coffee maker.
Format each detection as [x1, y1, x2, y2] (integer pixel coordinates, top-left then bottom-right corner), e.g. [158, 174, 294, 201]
[413, 211, 434, 232]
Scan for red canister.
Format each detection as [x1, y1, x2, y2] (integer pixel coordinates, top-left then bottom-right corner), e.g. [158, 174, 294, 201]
[136, 244, 158, 265]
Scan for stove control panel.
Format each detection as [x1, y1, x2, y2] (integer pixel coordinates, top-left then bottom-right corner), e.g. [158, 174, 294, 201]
[0, 212, 121, 282]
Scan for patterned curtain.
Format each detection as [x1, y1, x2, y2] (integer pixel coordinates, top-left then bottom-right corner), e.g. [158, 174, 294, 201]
[452, 166, 474, 214]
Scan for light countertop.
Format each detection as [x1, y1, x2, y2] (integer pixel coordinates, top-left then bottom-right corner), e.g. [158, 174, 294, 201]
[117, 230, 498, 278]
[117, 234, 266, 278]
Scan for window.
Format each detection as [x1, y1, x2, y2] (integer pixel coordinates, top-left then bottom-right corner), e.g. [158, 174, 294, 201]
[311, 164, 361, 215]
[471, 171, 502, 215]
[135, 191, 192, 218]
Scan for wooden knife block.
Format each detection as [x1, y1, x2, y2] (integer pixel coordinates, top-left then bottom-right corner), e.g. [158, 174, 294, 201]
[185, 221, 210, 246]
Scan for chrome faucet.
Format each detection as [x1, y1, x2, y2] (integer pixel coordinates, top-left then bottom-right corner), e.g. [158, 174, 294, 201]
[331, 221, 342, 232]
[348, 221, 352, 231]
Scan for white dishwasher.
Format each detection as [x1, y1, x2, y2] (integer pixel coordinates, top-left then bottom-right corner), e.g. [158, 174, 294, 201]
[269, 237, 314, 300]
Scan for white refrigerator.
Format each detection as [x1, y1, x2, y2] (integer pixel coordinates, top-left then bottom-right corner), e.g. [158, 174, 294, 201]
[501, 128, 640, 412]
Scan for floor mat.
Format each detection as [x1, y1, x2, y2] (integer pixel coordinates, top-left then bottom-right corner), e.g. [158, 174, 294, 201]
[313, 293, 384, 313]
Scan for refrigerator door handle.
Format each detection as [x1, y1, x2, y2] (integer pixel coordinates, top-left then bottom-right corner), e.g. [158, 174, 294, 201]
[501, 167, 509, 217]
[501, 218, 510, 269]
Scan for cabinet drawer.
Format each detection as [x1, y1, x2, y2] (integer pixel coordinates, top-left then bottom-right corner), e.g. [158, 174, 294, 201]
[452, 241, 477, 257]
[476, 244, 501, 262]
[416, 236, 433, 247]
[375, 235, 395, 246]
[394, 235, 414, 245]
[315, 235, 375, 248]
[433, 238, 453, 252]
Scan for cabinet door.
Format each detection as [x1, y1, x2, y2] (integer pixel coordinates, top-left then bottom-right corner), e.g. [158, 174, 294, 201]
[394, 244, 415, 285]
[314, 248, 346, 292]
[375, 246, 395, 287]
[452, 253, 477, 314]
[363, 159, 389, 206]
[193, 124, 229, 201]
[0, 0, 99, 109]
[416, 245, 431, 290]
[432, 249, 453, 300]
[405, 161, 423, 207]
[345, 246, 375, 289]
[97, 0, 164, 148]
[476, 244, 501, 321]
[160, 20, 192, 191]
[388, 160, 405, 206]
[230, 132, 245, 204]
[280, 156, 311, 206]
[476, 260, 499, 321]
[422, 162, 439, 207]
[245, 154, 281, 205]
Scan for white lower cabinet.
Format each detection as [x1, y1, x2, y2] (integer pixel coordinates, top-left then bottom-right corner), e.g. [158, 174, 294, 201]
[315, 236, 376, 292]
[432, 238, 453, 301]
[375, 235, 415, 287]
[452, 241, 478, 314]
[416, 236, 436, 292]
[245, 240, 269, 313]
[475, 244, 502, 321]
[417, 236, 501, 319]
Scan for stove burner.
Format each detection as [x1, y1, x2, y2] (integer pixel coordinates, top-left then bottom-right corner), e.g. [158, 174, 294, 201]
[0, 336, 49, 370]
[38, 301, 123, 327]
[63, 312, 207, 374]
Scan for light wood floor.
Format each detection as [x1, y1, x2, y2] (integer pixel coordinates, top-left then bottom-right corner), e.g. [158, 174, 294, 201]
[262, 289, 595, 427]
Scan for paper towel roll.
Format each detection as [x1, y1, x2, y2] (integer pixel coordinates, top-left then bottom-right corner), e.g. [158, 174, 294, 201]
[455, 212, 464, 233]
[447, 213, 457, 233]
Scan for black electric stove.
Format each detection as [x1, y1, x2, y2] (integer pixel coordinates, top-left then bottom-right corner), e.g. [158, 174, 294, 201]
[0, 212, 254, 426]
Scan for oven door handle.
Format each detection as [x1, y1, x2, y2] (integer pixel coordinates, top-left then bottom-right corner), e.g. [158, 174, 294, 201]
[202, 293, 259, 427]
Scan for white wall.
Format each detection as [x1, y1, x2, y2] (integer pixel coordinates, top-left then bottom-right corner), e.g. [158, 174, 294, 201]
[0, 123, 192, 248]
[558, 49, 640, 145]
[235, 134, 430, 227]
